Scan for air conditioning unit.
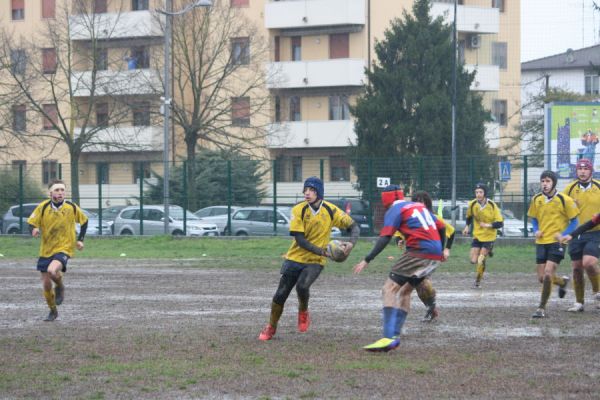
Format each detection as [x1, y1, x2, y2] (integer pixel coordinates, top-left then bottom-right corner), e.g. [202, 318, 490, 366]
[469, 34, 481, 49]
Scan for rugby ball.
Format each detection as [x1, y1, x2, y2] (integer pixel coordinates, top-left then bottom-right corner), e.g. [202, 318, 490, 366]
[327, 240, 350, 262]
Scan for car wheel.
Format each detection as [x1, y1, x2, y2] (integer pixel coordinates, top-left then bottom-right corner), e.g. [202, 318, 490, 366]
[7, 227, 19, 234]
[120, 229, 133, 235]
[235, 231, 248, 236]
[172, 230, 184, 236]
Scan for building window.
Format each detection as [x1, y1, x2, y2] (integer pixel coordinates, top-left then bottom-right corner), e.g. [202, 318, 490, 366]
[329, 33, 349, 59]
[492, 42, 507, 70]
[231, 0, 249, 7]
[133, 102, 150, 126]
[291, 157, 302, 182]
[275, 156, 302, 182]
[43, 104, 58, 130]
[274, 96, 281, 122]
[42, 0, 56, 18]
[96, 103, 109, 127]
[291, 36, 301, 61]
[12, 160, 26, 172]
[10, 49, 27, 75]
[330, 156, 350, 181]
[274, 36, 280, 62]
[94, 48, 108, 70]
[492, 99, 507, 127]
[231, 97, 250, 126]
[42, 48, 57, 74]
[492, 0, 504, 12]
[131, 0, 149, 11]
[94, 0, 107, 13]
[231, 37, 250, 65]
[133, 161, 151, 183]
[96, 163, 109, 184]
[12, 104, 26, 132]
[585, 75, 599, 95]
[129, 46, 149, 69]
[42, 160, 58, 184]
[329, 95, 350, 120]
[12, 0, 25, 20]
[289, 96, 301, 121]
[458, 40, 466, 64]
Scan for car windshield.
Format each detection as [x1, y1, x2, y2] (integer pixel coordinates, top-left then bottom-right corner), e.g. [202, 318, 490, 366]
[502, 209, 516, 219]
[83, 209, 98, 218]
[169, 207, 200, 221]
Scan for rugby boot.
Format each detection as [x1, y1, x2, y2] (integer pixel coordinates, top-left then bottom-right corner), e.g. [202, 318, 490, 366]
[422, 306, 439, 322]
[472, 280, 481, 289]
[532, 308, 545, 318]
[594, 292, 600, 309]
[558, 276, 570, 299]
[44, 308, 58, 322]
[567, 302, 584, 313]
[298, 310, 310, 333]
[363, 337, 399, 352]
[55, 285, 65, 306]
[258, 324, 276, 341]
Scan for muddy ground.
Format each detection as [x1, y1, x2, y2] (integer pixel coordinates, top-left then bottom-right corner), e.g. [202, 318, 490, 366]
[1, 258, 600, 399]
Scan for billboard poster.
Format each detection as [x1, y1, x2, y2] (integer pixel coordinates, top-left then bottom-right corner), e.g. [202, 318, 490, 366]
[545, 102, 600, 179]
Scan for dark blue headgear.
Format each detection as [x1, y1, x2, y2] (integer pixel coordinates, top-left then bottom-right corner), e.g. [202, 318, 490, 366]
[475, 183, 488, 197]
[304, 176, 324, 199]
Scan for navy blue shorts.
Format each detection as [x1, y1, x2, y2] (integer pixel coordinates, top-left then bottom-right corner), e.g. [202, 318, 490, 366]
[471, 239, 494, 250]
[568, 231, 600, 260]
[37, 253, 69, 273]
[536, 243, 565, 264]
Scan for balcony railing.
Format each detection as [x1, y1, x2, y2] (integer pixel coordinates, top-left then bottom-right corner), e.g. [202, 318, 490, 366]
[77, 126, 163, 152]
[266, 59, 365, 89]
[265, 0, 365, 29]
[431, 2, 499, 34]
[465, 64, 500, 92]
[267, 120, 355, 148]
[485, 122, 500, 149]
[71, 69, 162, 97]
[70, 10, 164, 40]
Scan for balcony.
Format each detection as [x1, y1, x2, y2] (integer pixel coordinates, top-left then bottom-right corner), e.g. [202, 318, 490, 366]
[71, 69, 162, 97]
[266, 59, 365, 89]
[485, 122, 500, 149]
[267, 120, 355, 148]
[431, 3, 499, 34]
[70, 10, 164, 41]
[77, 126, 163, 152]
[465, 64, 499, 91]
[265, 0, 365, 30]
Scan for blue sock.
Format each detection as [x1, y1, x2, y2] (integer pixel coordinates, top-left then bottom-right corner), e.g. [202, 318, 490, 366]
[382, 307, 397, 338]
[394, 309, 408, 337]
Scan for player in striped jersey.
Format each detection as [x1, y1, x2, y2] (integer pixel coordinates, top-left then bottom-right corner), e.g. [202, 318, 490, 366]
[354, 186, 445, 352]
[560, 158, 600, 311]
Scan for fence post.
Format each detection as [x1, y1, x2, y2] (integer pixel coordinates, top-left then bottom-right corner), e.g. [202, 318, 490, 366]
[367, 158, 373, 236]
[226, 160, 232, 236]
[58, 163, 62, 180]
[97, 163, 103, 236]
[139, 162, 144, 236]
[319, 159, 324, 181]
[417, 157, 423, 190]
[183, 161, 187, 236]
[469, 156, 475, 189]
[272, 159, 277, 235]
[18, 163, 23, 233]
[523, 155, 528, 238]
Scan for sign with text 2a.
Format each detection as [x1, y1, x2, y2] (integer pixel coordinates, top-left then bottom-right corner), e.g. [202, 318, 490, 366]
[376, 177, 391, 188]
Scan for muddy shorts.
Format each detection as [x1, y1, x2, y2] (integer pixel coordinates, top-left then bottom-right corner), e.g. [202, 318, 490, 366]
[535, 243, 565, 264]
[388, 252, 440, 287]
[37, 252, 69, 273]
[568, 231, 600, 261]
[471, 239, 494, 250]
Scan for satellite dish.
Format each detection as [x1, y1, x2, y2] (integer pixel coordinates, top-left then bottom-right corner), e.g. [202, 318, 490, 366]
[565, 48, 575, 63]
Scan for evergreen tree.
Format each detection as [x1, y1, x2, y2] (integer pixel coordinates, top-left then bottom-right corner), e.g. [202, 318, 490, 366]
[351, 0, 491, 198]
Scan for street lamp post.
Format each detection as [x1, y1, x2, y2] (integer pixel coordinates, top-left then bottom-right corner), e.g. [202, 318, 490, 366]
[159, 0, 212, 234]
[451, 0, 458, 226]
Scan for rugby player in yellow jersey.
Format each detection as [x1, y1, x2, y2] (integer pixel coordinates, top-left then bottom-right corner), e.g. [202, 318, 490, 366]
[394, 191, 456, 322]
[462, 183, 503, 288]
[528, 171, 579, 318]
[27, 180, 88, 321]
[258, 177, 359, 341]
[560, 158, 600, 312]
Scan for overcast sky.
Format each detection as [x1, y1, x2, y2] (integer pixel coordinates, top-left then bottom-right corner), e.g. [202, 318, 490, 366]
[521, 0, 599, 62]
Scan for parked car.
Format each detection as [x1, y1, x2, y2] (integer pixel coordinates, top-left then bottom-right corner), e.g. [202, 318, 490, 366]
[80, 209, 112, 236]
[328, 198, 371, 236]
[194, 205, 241, 234]
[229, 206, 341, 237]
[113, 205, 219, 237]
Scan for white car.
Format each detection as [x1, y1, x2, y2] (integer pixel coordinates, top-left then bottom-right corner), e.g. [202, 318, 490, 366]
[113, 205, 219, 237]
[194, 205, 241, 234]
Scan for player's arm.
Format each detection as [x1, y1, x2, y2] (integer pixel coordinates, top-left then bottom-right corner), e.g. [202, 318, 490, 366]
[346, 221, 360, 245]
[78, 220, 88, 242]
[291, 232, 326, 256]
[570, 214, 600, 239]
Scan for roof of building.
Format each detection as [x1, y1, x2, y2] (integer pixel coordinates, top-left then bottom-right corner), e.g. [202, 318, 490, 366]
[522, 44, 600, 71]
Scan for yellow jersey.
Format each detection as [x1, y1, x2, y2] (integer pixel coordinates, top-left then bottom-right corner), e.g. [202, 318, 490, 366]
[285, 200, 355, 266]
[562, 179, 600, 233]
[466, 199, 503, 242]
[527, 192, 579, 244]
[28, 200, 88, 258]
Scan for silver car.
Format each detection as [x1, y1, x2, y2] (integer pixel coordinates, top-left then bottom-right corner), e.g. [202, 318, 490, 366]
[113, 205, 219, 237]
[194, 205, 241, 234]
[229, 206, 341, 237]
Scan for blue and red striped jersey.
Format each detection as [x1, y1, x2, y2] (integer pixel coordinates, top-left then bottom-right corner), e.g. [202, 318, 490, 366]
[380, 201, 444, 260]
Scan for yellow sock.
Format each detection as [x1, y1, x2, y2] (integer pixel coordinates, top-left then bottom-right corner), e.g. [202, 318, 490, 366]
[590, 273, 600, 293]
[540, 276, 552, 308]
[269, 302, 284, 328]
[43, 289, 56, 311]
[476, 264, 485, 283]
[573, 270, 585, 304]
[552, 275, 566, 287]
[417, 280, 436, 307]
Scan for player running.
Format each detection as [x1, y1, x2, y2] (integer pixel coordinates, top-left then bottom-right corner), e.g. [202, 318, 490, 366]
[354, 185, 446, 352]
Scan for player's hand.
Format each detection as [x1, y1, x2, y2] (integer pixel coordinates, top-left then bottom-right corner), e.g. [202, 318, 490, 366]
[396, 239, 405, 249]
[31, 228, 39, 237]
[443, 248, 450, 261]
[76, 241, 84, 251]
[535, 230, 543, 239]
[462, 226, 469, 236]
[341, 242, 354, 255]
[353, 260, 368, 274]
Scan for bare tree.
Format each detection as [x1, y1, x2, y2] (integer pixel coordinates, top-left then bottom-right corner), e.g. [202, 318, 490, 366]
[161, 0, 274, 209]
[0, 1, 159, 202]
